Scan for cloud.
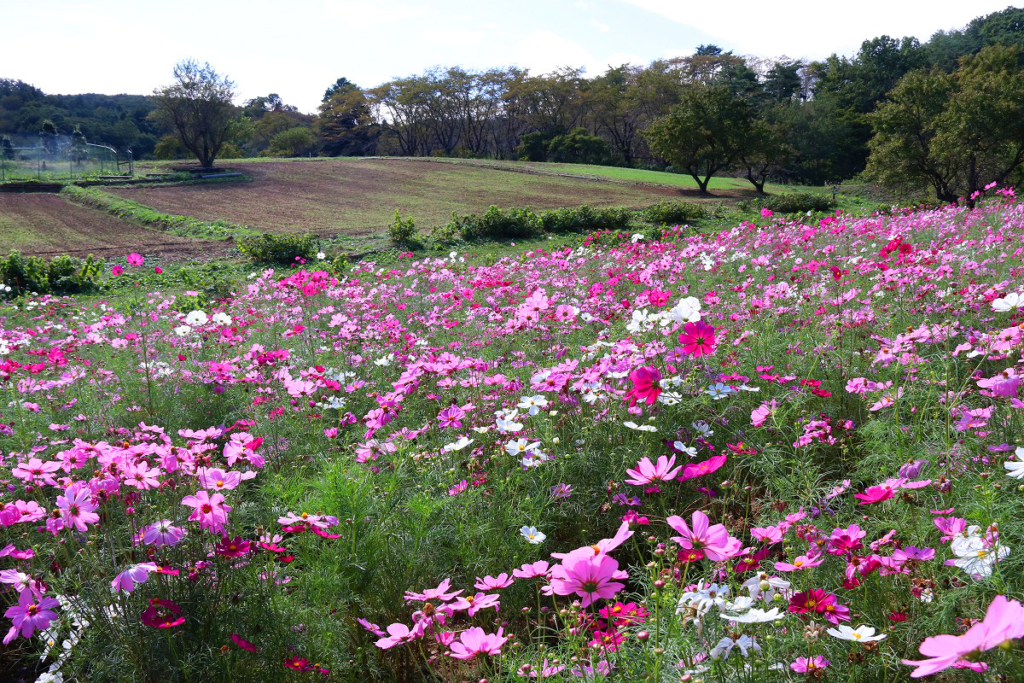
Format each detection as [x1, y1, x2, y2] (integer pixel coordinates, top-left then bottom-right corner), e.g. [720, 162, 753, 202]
[618, 0, 1015, 59]
[322, 0, 426, 25]
[511, 30, 595, 75]
[590, 19, 610, 32]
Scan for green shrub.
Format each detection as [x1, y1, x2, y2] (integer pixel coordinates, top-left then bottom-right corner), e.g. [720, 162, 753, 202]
[642, 200, 708, 225]
[540, 205, 633, 233]
[237, 233, 319, 265]
[387, 211, 419, 247]
[448, 205, 542, 241]
[745, 192, 836, 214]
[0, 250, 102, 296]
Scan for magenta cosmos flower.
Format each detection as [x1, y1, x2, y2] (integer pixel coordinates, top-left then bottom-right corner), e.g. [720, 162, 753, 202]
[625, 455, 682, 486]
[126, 252, 144, 267]
[449, 626, 508, 659]
[3, 589, 59, 644]
[623, 366, 662, 407]
[679, 455, 727, 482]
[550, 554, 625, 607]
[666, 510, 743, 562]
[678, 321, 716, 357]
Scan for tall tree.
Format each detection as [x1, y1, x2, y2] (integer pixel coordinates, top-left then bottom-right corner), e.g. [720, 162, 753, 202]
[867, 46, 1024, 204]
[643, 85, 752, 194]
[152, 59, 236, 168]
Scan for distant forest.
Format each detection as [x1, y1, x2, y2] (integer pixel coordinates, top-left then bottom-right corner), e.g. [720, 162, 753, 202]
[1, 6, 1022, 190]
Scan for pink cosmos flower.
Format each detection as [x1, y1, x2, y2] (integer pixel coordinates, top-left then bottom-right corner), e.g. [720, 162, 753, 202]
[667, 511, 743, 562]
[513, 560, 551, 579]
[139, 519, 186, 547]
[375, 622, 422, 649]
[231, 633, 260, 651]
[111, 563, 159, 593]
[903, 595, 1024, 677]
[679, 455, 727, 481]
[678, 320, 716, 357]
[197, 468, 243, 492]
[450, 592, 501, 617]
[404, 578, 462, 603]
[449, 626, 508, 659]
[111, 265, 123, 276]
[182, 490, 232, 534]
[3, 589, 60, 644]
[623, 366, 662, 407]
[56, 482, 100, 533]
[625, 455, 681, 486]
[791, 656, 829, 673]
[774, 553, 825, 572]
[127, 253, 144, 267]
[750, 526, 784, 544]
[474, 573, 514, 590]
[750, 400, 776, 427]
[550, 554, 625, 607]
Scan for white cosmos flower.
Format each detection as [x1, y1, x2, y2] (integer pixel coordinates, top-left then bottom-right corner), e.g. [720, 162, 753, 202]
[826, 624, 887, 642]
[442, 436, 474, 452]
[992, 292, 1023, 312]
[517, 395, 548, 416]
[710, 634, 760, 659]
[173, 325, 191, 337]
[721, 607, 785, 623]
[520, 526, 545, 544]
[184, 310, 209, 326]
[211, 312, 232, 326]
[505, 439, 541, 457]
[623, 421, 657, 432]
[663, 296, 702, 324]
[673, 441, 698, 457]
[1004, 447, 1024, 479]
[951, 536, 1010, 578]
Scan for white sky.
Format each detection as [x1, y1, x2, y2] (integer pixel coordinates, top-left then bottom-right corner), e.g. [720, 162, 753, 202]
[2, 0, 1018, 113]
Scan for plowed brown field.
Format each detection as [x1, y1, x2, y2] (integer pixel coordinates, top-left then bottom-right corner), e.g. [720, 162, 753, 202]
[0, 194, 231, 260]
[111, 158, 684, 236]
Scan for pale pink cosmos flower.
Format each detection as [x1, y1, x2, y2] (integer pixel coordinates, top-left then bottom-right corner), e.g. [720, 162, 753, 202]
[774, 553, 825, 572]
[111, 563, 159, 593]
[903, 596, 1024, 677]
[139, 519, 186, 547]
[625, 455, 681, 486]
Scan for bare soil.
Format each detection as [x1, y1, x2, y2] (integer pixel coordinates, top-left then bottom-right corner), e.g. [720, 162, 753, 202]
[110, 158, 686, 236]
[0, 194, 232, 260]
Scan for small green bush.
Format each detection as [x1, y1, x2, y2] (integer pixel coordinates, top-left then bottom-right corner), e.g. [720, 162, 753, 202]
[642, 200, 708, 226]
[746, 192, 836, 214]
[237, 233, 319, 265]
[540, 205, 633, 233]
[0, 250, 102, 296]
[448, 205, 542, 241]
[387, 211, 419, 247]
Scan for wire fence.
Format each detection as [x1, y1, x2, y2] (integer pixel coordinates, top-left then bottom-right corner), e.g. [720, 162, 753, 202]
[0, 134, 132, 181]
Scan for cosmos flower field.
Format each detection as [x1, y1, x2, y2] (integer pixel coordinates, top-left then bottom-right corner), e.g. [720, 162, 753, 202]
[2, 190, 1024, 682]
